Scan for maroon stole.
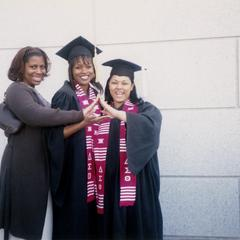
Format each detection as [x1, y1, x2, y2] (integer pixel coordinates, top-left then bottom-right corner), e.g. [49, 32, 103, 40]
[75, 83, 101, 203]
[94, 100, 138, 214]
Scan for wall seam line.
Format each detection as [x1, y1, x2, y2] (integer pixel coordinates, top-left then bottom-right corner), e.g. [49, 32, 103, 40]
[160, 176, 240, 178]
[236, 38, 240, 107]
[238, 178, 240, 233]
[0, 35, 239, 51]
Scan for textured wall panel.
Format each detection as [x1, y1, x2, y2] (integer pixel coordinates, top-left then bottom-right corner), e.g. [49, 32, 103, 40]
[159, 109, 240, 176]
[160, 177, 240, 237]
[95, 0, 240, 44]
[0, 0, 95, 48]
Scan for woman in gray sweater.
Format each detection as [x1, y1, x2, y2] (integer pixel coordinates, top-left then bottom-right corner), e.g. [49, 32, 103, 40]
[0, 46, 98, 240]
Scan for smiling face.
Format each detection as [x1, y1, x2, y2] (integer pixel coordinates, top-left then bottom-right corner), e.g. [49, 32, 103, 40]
[72, 57, 95, 90]
[23, 55, 46, 87]
[108, 75, 134, 108]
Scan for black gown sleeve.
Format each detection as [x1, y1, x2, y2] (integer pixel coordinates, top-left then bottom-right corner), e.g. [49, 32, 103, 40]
[51, 89, 78, 111]
[47, 90, 79, 205]
[126, 101, 162, 175]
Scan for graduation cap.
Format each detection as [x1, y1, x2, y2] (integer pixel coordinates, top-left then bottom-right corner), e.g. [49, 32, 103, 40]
[56, 36, 102, 62]
[102, 59, 142, 80]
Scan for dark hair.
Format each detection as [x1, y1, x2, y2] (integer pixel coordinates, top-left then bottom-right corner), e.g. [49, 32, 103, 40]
[104, 75, 140, 104]
[8, 46, 51, 82]
[68, 55, 103, 94]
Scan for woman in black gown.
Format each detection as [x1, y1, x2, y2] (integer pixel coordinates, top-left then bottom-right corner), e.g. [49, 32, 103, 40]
[95, 59, 163, 240]
[47, 36, 104, 239]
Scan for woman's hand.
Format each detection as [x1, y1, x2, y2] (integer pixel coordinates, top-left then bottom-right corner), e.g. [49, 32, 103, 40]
[82, 96, 99, 118]
[99, 98, 127, 122]
[82, 96, 107, 125]
[64, 96, 106, 139]
[82, 112, 106, 126]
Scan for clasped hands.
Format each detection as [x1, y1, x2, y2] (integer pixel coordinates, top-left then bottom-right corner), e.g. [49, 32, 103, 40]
[82, 95, 127, 124]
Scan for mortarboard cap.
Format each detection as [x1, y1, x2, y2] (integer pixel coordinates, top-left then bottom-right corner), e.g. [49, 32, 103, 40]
[102, 59, 142, 80]
[56, 36, 102, 62]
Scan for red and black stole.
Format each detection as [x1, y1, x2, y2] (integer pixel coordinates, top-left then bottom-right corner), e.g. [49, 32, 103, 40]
[75, 83, 100, 203]
[94, 100, 138, 214]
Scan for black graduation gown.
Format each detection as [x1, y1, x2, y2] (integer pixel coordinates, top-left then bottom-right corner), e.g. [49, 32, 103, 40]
[98, 100, 163, 240]
[47, 81, 98, 239]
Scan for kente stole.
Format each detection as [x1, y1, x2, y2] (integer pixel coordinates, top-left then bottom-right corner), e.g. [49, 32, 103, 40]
[94, 100, 138, 214]
[75, 84, 100, 203]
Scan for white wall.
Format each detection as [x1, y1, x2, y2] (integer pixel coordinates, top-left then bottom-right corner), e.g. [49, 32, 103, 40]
[0, 0, 240, 239]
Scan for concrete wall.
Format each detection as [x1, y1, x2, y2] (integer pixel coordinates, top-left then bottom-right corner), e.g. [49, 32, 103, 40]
[0, 0, 240, 239]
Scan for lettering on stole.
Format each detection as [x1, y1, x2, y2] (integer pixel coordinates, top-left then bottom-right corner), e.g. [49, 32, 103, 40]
[124, 159, 131, 182]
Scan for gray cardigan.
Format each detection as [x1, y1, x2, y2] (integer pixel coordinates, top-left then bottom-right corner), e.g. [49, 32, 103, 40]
[6, 82, 83, 126]
[0, 82, 83, 239]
